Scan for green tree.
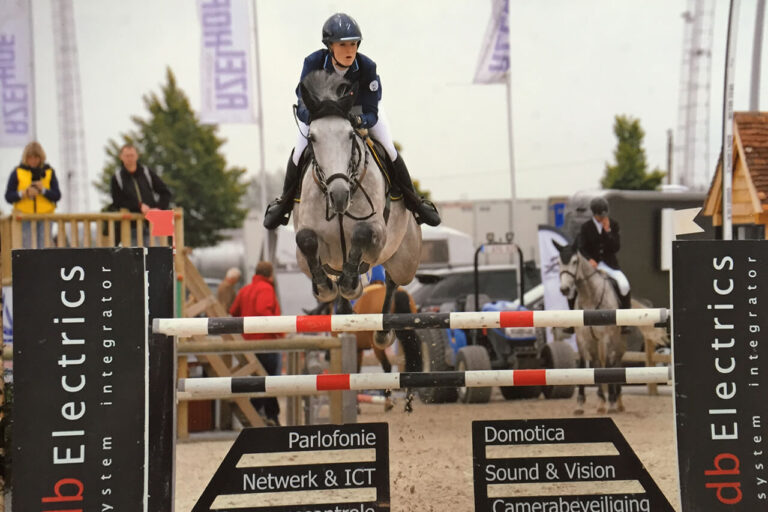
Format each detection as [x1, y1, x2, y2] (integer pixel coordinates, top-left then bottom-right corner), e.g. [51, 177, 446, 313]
[601, 115, 665, 190]
[95, 68, 248, 247]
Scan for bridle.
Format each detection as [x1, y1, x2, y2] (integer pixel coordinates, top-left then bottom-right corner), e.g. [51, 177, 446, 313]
[559, 254, 609, 308]
[303, 116, 381, 274]
[304, 120, 379, 223]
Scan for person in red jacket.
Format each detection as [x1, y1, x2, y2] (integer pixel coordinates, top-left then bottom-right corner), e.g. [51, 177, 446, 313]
[230, 261, 283, 426]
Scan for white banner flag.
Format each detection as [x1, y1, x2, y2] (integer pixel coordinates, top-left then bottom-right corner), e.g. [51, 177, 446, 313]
[198, 0, 256, 124]
[0, 0, 34, 147]
[537, 225, 576, 349]
[474, 0, 510, 84]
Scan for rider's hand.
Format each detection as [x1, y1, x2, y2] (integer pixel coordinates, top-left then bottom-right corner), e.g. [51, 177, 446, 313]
[349, 114, 363, 128]
[589, 259, 598, 268]
[601, 217, 611, 231]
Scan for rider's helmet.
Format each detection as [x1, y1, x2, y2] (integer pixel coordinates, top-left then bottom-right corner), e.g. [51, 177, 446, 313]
[322, 13, 362, 47]
[590, 197, 609, 216]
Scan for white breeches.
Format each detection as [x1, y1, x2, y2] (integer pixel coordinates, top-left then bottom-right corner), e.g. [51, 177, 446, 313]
[292, 105, 398, 165]
[597, 262, 630, 296]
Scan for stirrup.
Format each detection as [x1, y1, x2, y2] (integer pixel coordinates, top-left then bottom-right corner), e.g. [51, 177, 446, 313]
[263, 197, 292, 229]
[413, 199, 441, 226]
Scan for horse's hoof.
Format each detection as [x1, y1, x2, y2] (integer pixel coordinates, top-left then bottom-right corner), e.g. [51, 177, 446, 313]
[573, 409, 584, 416]
[313, 279, 338, 303]
[339, 278, 363, 300]
[597, 406, 606, 414]
[373, 330, 395, 350]
[607, 407, 617, 414]
[384, 398, 394, 412]
[617, 404, 625, 412]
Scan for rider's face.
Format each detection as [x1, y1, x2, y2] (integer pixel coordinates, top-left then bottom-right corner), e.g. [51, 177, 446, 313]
[330, 41, 358, 68]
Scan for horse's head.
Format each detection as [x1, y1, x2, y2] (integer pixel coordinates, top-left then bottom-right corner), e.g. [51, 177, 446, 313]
[300, 71, 362, 215]
[552, 240, 579, 299]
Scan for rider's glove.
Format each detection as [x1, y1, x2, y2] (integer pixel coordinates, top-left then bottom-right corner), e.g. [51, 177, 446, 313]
[349, 114, 363, 128]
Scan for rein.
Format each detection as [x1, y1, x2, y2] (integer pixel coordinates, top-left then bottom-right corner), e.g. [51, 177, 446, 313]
[559, 258, 609, 308]
[309, 130, 376, 222]
[305, 119, 378, 273]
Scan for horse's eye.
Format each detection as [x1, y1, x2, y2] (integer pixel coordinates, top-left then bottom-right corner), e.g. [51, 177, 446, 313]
[308, 134, 315, 142]
[348, 132, 354, 140]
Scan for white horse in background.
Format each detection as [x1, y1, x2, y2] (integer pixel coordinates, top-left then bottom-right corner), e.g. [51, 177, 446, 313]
[553, 240, 626, 414]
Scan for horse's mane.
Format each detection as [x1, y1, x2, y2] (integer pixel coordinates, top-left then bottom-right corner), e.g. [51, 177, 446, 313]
[301, 70, 355, 119]
[302, 71, 350, 102]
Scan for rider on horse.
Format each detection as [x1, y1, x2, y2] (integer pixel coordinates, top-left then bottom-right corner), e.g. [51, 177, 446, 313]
[263, 12, 441, 229]
[578, 197, 631, 310]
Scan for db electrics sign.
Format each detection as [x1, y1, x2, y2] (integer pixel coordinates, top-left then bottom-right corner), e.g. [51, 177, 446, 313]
[673, 241, 768, 510]
[11, 248, 148, 511]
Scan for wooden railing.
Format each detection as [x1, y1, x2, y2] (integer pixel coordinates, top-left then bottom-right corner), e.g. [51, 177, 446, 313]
[1, 208, 186, 286]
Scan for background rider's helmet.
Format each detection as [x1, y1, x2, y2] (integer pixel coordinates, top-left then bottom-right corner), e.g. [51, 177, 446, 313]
[322, 13, 362, 47]
[368, 265, 385, 284]
[590, 197, 609, 215]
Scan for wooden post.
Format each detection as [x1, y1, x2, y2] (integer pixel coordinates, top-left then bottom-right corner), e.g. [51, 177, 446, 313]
[177, 356, 189, 439]
[329, 341, 343, 424]
[644, 335, 658, 396]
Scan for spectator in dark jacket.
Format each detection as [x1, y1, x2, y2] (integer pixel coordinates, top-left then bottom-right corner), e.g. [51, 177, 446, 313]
[109, 144, 171, 245]
[230, 261, 283, 426]
[110, 144, 171, 212]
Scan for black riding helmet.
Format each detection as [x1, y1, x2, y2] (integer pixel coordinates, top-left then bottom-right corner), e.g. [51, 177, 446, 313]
[590, 197, 609, 215]
[322, 13, 362, 47]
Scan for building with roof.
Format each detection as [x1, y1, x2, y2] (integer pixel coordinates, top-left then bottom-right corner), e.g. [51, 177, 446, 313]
[702, 112, 768, 238]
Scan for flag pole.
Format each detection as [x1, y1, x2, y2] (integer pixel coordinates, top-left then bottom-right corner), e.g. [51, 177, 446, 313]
[251, 0, 270, 260]
[28, 0, 37, 141]
[721, 0, 740, 240]
[505, 3, 516, 236]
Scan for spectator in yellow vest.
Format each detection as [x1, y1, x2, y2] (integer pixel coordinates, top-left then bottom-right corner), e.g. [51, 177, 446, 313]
[4, 141, 61, 248]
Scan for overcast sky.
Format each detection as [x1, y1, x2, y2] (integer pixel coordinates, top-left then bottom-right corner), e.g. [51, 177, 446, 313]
[1, 0, 766, 210]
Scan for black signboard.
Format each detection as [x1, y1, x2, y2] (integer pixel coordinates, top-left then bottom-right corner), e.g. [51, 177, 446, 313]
[195, 423, 390, 511]
[12, 248, 149, 511]
[146, 247, 175, 511]
[673, 240, 768, 510]
[472, 418, 673, 511]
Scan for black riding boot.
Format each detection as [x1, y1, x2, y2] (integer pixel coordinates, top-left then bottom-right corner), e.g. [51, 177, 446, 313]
[391, 155, 441, 226]
[619, 291, 632, 309]
[263, 153, 301, 229]
[619, 291, 632, 333]
[562, 294, 577, 334]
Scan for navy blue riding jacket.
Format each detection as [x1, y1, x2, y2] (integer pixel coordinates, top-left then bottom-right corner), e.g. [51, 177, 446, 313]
[295, 49, 382, 129]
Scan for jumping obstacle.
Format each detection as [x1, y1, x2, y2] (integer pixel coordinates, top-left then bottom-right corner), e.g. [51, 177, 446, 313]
[153, 307, 669, 336]
[177, 367, 671, 398]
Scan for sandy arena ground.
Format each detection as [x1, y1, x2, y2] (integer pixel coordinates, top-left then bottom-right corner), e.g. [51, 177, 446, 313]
[175, 385, 681, 511]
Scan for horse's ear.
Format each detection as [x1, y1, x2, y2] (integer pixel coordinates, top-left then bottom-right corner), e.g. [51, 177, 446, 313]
[300, 82, 317, 117]
[337, 82, 357, 113]
[552, 240, 564, 252]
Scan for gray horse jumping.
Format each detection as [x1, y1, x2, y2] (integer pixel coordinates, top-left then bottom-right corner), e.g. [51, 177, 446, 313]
[293, 71, 422, 347]
[553, 240, 626, 414]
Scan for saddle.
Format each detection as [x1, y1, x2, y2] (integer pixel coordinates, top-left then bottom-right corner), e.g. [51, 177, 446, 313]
[294, 134, 402, 202]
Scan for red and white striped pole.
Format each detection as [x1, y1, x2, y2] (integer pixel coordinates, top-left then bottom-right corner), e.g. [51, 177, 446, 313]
[177, 367, 671, 399]
[154, 308, 668, 337]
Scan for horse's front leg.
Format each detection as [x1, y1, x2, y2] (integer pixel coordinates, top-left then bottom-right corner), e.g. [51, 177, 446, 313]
[574, 356, 586, 415]
[606, 348, 625, 413]
[373, 277, 397, 349]
[338, 223, 379, 300]
[296, 228, 338, 302]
